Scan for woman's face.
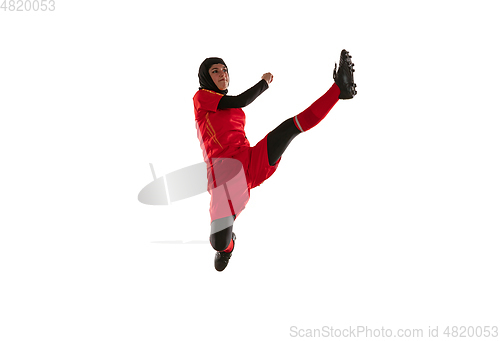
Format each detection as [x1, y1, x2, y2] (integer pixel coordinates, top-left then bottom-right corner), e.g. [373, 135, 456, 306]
[209, 63, 229, 91]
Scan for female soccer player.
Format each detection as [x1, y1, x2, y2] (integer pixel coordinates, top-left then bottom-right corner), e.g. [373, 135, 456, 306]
[193, 50, 356, 271]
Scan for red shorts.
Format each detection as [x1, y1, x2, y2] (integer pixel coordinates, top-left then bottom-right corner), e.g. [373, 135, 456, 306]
[208, 133, 281, 226]
[234, 133, 282, 189]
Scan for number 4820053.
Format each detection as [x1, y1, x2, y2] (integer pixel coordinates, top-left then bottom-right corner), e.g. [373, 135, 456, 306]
[1, 0, 55, 11]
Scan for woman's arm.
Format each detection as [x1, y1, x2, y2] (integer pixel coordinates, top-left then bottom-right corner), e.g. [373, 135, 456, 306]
[218, 74, 272, 109]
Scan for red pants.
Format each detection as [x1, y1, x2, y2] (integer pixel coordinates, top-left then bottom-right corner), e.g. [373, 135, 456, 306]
[208, 133, 280, 230]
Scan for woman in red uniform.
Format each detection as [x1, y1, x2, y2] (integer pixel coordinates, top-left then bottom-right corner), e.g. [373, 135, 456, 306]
[194, 51, 356, 271]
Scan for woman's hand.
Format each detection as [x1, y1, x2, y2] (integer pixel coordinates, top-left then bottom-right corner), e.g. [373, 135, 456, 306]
[262, 72, 273, 85]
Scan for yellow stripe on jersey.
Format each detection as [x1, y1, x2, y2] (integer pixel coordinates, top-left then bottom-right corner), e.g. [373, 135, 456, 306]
[201, 89, 224, 96]
[205, 112, 223, 148]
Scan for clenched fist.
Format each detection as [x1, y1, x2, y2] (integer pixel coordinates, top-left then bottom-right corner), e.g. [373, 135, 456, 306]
[261, 72, 273, 85]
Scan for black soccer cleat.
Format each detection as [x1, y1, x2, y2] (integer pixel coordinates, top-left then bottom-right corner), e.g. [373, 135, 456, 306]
[214, 232, 236, 272]
[333, 49, 357, 99]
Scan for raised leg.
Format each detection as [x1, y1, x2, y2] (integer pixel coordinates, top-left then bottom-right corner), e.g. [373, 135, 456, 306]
[267, 117, 301, 166]
[266, 82, 341, 166]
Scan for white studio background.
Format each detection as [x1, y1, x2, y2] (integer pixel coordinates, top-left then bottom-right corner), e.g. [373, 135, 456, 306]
[1, 1, 499, 340]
